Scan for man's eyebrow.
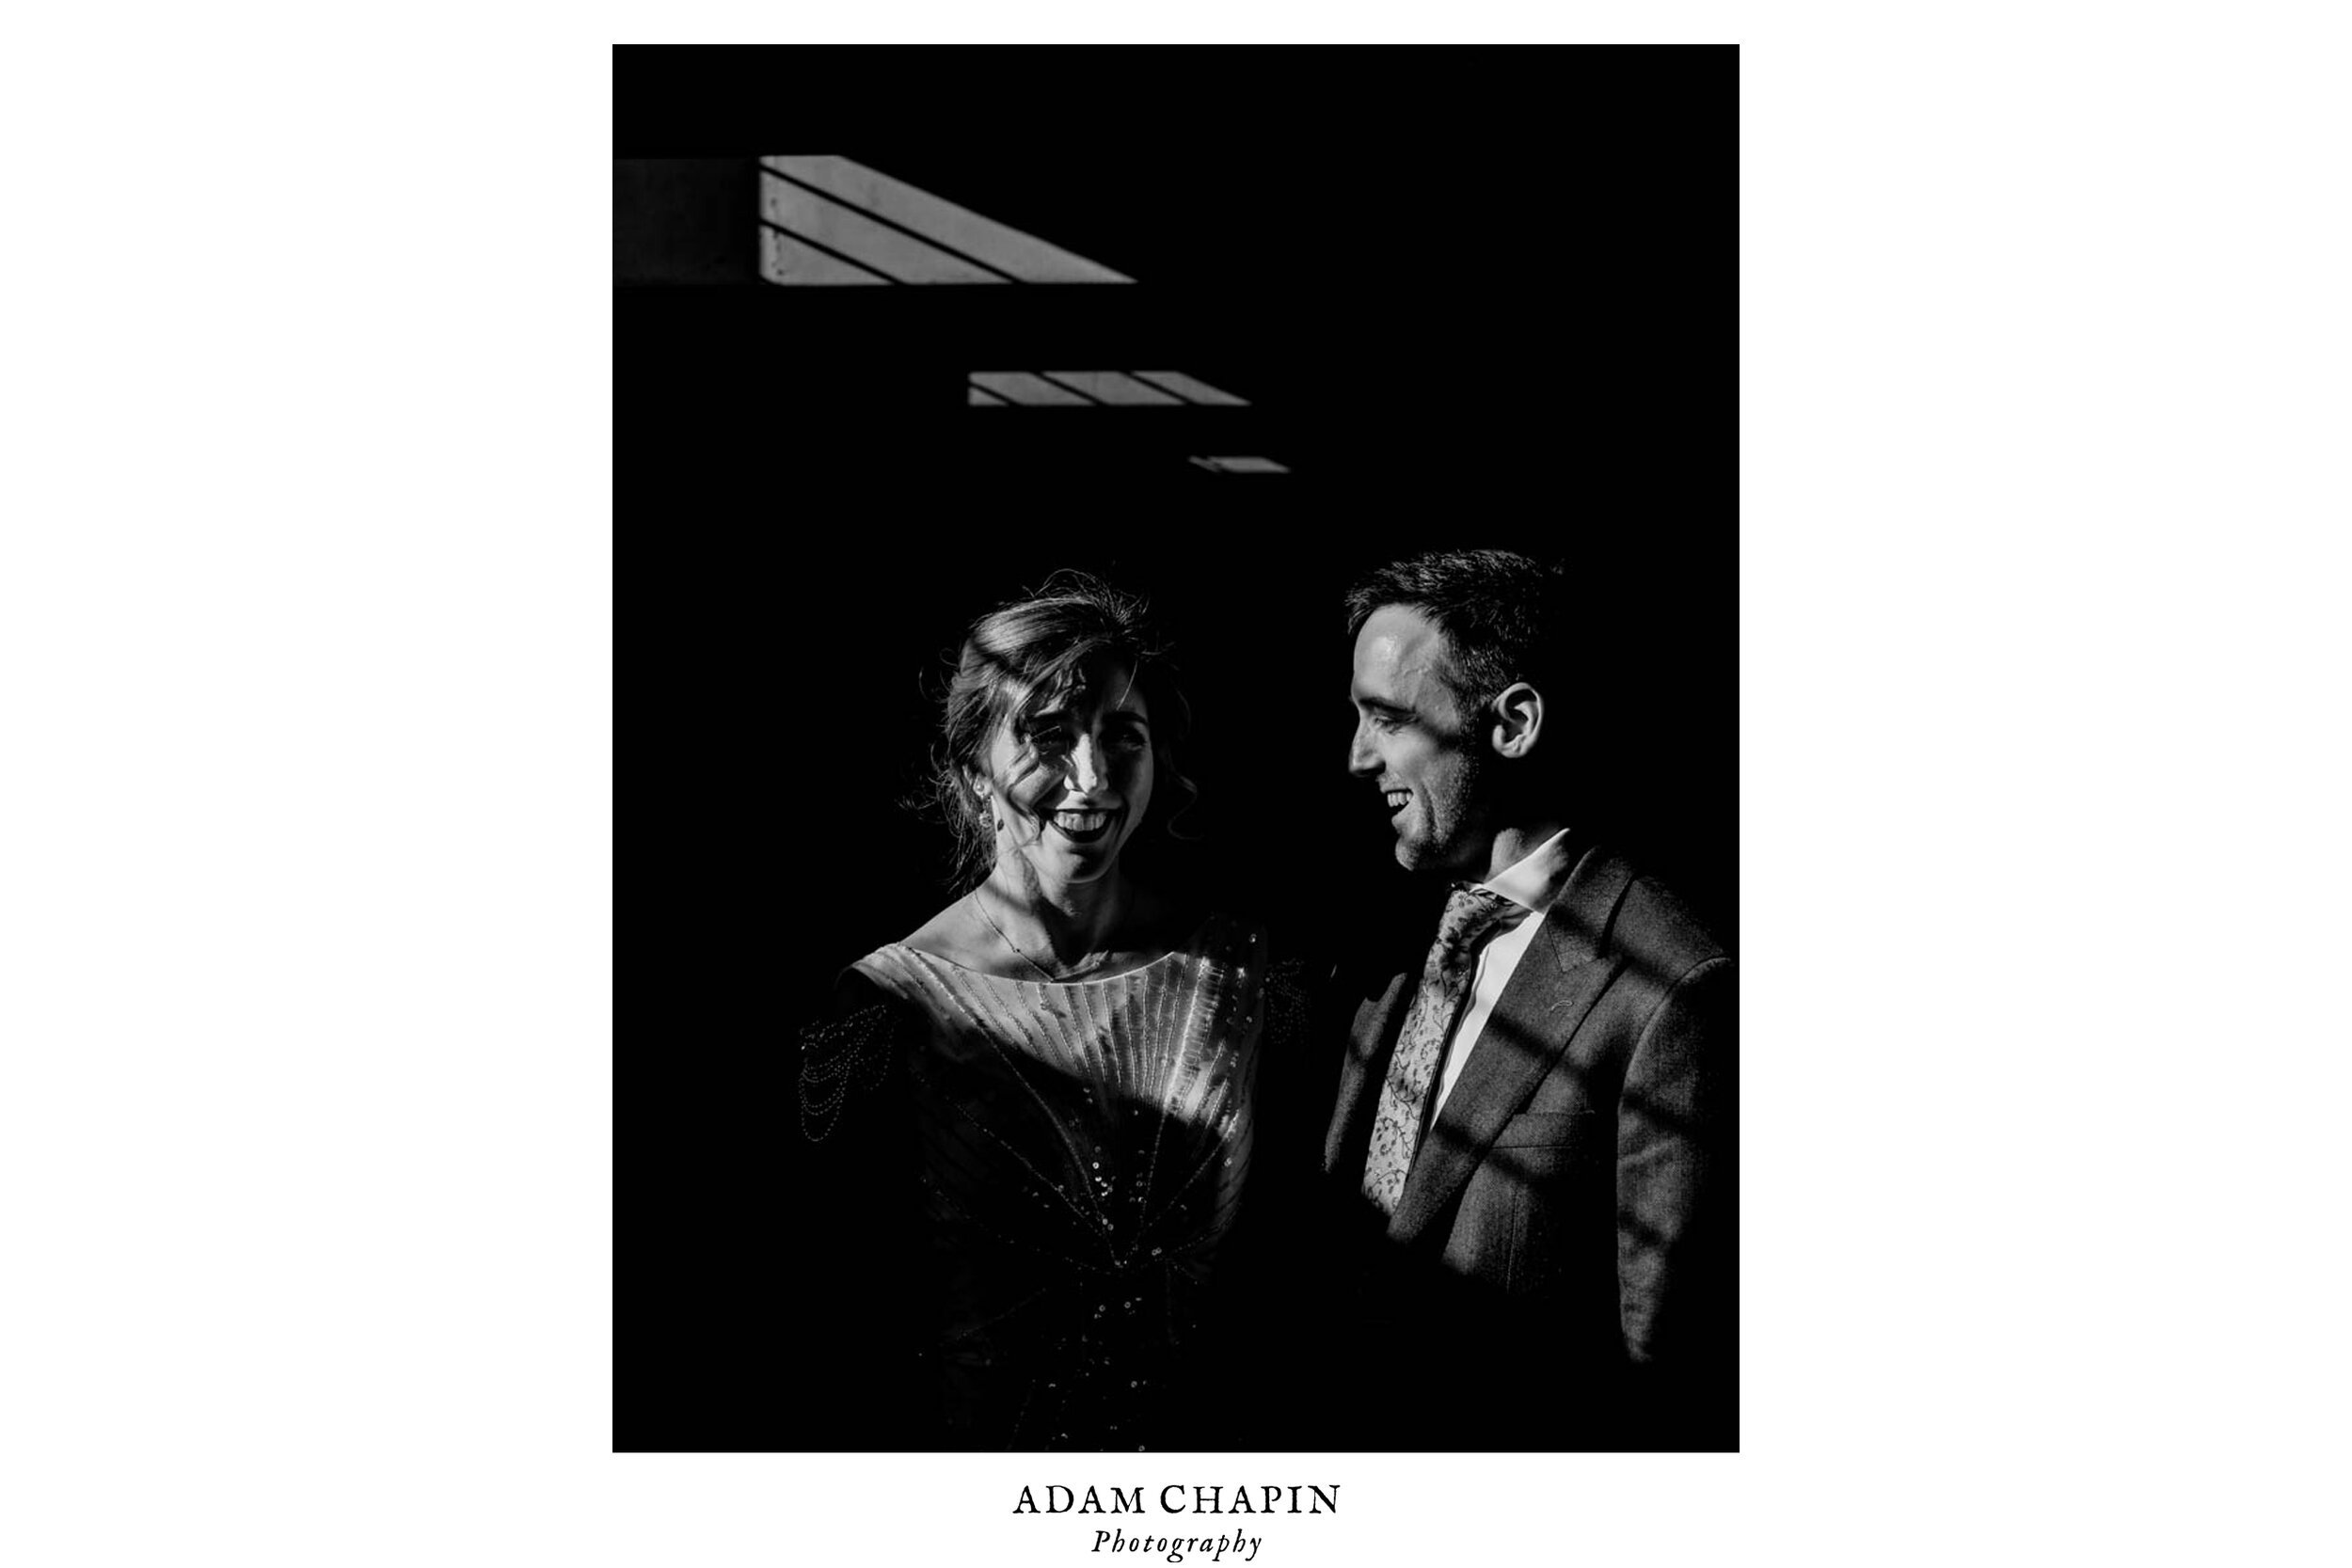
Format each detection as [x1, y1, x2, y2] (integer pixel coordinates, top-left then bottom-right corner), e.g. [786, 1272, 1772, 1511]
[1354, 692, 1413, 715]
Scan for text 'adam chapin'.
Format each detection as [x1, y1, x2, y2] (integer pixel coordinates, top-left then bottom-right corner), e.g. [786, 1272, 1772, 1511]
[1012, 1484, 1339, 1516]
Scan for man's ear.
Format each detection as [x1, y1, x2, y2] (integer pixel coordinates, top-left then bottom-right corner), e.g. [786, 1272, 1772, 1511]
[1488, 682, 1544, 760]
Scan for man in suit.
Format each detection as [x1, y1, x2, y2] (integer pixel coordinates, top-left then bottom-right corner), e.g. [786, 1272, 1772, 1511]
[1308, 547, 1735, 1449]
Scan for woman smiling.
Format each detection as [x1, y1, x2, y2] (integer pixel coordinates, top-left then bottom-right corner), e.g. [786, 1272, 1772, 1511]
[800, 572, 1292, 1451]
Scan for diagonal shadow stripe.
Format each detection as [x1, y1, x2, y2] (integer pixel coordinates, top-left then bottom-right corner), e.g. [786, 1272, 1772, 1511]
[761, 177, 1002, 285]
[763, 155, 1134, 283]
[1126, 372, 1199, 405]
[757, 216, 899, 283]
[970, 372, 1089, 406]
[1131, 372, 1249, 406]
[1039, 372, 1184, 405]
[760, 166, 1025, 284]
[1031, 372, 1109, 405]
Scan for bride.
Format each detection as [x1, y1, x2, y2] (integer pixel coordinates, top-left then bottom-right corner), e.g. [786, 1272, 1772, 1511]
[801, 572, 1289, 1451]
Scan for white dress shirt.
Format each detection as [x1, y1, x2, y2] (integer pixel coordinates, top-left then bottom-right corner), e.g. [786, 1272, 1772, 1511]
[1428, 827, 1580, 1120]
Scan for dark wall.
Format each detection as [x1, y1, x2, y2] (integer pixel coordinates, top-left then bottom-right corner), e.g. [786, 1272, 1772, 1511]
[614, 158, 758, 285]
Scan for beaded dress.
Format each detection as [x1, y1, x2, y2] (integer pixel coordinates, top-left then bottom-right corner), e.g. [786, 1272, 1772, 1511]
[800, 912, 1290, 1450]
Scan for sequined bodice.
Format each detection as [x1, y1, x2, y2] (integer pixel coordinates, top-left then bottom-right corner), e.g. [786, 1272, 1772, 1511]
[819, 914, 1269, 1449]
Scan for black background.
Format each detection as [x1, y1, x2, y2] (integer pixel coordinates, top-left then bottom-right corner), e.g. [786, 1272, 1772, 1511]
[615, 46, 1734, 1449]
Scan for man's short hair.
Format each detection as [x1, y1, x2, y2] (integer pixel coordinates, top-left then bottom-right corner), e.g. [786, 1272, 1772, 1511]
[1344, 548, 1569, 719]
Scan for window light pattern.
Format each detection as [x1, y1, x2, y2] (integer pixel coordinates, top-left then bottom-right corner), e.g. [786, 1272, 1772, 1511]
[759, 157, 1134, 286]
[1187, 456, 1290, 474]
[968, 372, 1251, 407]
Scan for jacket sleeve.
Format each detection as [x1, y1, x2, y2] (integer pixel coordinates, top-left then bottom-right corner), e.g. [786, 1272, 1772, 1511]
[1615, 952, 1737, 1406]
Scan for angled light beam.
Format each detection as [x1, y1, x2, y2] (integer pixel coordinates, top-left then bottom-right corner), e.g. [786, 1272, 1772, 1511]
[971, 372, 1091, 405]
[759, 226, 893, 285]
[966, 372, 1252, 406]
[1188, 456, 1290, 473]
[760, 156, 1134, 285]
[1037, 372, 1183, 405]
[1133, 372, 1249, 406]
[760, 170, 1005, 284]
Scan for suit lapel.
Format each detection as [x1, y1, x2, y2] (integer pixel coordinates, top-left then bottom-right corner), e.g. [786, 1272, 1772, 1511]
[1324, 967, 1416, 1178]
[1387, 846, 1636, 1244]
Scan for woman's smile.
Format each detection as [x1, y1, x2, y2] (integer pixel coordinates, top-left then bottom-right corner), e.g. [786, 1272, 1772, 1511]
[1046, 806, 1120, 844]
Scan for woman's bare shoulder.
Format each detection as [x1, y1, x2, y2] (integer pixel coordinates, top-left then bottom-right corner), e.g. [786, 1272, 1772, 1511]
[901, 895, 987, 966]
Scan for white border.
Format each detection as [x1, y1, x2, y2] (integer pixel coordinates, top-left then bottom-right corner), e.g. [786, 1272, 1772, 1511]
[8, 9, 2352, 1564]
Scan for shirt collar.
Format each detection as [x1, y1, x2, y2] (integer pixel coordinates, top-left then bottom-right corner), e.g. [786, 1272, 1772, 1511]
[1474, 826, 1579, 915]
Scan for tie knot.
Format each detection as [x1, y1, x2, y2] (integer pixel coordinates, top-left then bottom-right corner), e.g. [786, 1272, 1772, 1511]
[1436, 884, 1522, 959]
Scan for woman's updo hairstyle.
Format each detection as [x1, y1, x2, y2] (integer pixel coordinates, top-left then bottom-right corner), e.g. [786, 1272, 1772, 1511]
[922, 570, 1199, 890]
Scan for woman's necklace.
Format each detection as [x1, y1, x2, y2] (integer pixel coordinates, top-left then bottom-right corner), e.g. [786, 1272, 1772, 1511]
[968, 890, 1114, 983]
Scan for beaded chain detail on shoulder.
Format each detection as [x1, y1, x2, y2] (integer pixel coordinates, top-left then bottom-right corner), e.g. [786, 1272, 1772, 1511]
[798, 999, 898, 1143]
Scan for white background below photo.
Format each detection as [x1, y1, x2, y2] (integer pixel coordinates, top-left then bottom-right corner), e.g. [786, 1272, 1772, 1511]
[6, 5, 2352, 1568]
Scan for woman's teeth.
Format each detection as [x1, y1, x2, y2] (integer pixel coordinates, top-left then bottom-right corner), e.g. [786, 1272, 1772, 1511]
[1052, 810, 1111, 832]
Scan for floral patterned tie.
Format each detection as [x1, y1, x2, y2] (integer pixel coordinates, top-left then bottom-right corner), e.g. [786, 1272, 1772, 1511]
[1360, 884, 1526, 1216]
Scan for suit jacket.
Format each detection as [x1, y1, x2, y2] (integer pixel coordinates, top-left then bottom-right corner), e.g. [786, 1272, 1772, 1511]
[1312, 840, 1735, 1449]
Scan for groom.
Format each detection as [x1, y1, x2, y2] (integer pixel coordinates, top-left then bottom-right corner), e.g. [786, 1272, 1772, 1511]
[1306, 547, 1736, 1450]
